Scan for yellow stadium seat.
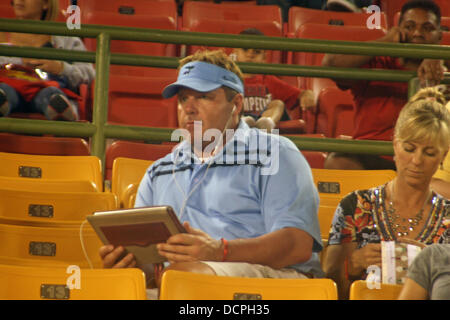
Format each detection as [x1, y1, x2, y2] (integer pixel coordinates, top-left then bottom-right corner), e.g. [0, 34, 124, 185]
[0, 176, 99, 192]
[111, 157, 153, 208]
[0, 152, 103, 191]
[349, 280, 403, 300]
[0, 223, 103, 268]
[311, 169, 396, 197]
[159, 270, 338, 300]
[0, 187, 117, 225]
[0, 264, 147, 300]
[317, 194, 342, 239]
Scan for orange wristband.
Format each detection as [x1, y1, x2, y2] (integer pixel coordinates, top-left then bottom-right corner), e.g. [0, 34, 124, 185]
[221, 238, 228, 262]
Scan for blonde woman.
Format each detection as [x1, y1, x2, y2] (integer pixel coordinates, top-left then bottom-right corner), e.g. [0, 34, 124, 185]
[324, 87, 450, 299]
[0, 0, 94, 121]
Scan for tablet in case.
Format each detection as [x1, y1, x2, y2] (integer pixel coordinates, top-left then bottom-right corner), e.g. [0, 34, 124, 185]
[87, 206, 185, 266]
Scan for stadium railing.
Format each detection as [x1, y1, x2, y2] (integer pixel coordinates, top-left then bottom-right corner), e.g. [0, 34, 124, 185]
[1, 18, 449, 177]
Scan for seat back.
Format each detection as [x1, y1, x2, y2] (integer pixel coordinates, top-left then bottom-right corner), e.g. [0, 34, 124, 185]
[0, 176, 98, 193]
[182, 1, 282, 63]
[349, 280, 403, 300]
[0, 133, 90, 156]
[288, 6, 387, 35]
[0, 187, 117, 225]
[315, 87, 355, 138]
[111, 157, 154, 208]
[0, 223, 103, 268]
[311, 168, 396, 197]
[105, 70, 178, 127]
[106, 140, 174, 180]
[0, 152, 103, 191]
[0, 264, 146, 300]
[160, 270, 338, 300]
[317, 194, 343, 239]
[79, 0, 178, 76]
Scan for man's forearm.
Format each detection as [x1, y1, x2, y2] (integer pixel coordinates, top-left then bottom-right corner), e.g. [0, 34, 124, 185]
[225, 227, 313, 269]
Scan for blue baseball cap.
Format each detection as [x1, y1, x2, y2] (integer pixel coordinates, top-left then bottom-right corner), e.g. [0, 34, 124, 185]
[162, 61, 244, 98]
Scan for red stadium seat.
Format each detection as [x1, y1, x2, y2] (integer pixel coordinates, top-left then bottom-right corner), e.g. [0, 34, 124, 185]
[79, 0, 178, 76]
[105, 140, 175, 180]
[182, 2, 283, 64]
[442, 32, 450, 45]
[287, 6, 387, 36]
[0, 0, 15, 19]
[100, 68, 178, 128]
[0, 133, 90, 156]
[182, 2, 282, 31]
[315, 87, 355, 138]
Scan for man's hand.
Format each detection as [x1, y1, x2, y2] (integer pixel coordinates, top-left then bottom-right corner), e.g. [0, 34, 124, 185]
[23, 58, 64, 75]
[417, 59, 446, 86]
[157, 222, 223, 263]
[99, 245, 137, 269]
[380, 26, 406, 43]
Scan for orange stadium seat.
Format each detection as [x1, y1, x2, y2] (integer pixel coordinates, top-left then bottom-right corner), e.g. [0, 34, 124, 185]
[287, 6, 387, 36]
[111, 157, 153, 208]
[349, 280, 403, 300]
[160, 270, 338, 300]
[103, 69, 178, 127]
[0, 264, 147, 300]
[105, 140, 174, 180]
[0, 152, 103, 191]
[0, 133, 90, 156]
[182, 2, 283, 63]
[0, 222, 103, 268]
[0, 187, 117, 225]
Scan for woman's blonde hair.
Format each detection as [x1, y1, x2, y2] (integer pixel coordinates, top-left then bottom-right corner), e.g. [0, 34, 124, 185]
[394, 87, 450, 152]
[179, 49, 244, 101]
[43, 0, 59, 21]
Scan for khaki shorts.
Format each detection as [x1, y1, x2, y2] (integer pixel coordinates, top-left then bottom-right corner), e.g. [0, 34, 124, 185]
[201, 261, 308, 279]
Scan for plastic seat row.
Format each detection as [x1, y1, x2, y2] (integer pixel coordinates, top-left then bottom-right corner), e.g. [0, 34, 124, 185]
[0, 264, 402, 300]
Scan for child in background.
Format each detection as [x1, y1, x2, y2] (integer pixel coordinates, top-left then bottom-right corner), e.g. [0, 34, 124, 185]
[232, 28, 315, 131]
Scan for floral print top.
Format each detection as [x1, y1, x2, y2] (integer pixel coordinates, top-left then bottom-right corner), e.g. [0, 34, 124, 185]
[328, 184, 450, 248]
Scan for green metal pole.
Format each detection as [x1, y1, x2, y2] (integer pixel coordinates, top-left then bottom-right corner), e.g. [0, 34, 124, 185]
[90, 33, 110, 175]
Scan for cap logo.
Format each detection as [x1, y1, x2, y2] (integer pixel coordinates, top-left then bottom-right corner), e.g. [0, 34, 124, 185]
[183, 66, 195, 75]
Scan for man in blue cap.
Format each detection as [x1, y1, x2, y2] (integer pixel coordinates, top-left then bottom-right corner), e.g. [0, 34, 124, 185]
[99, 50, 324, 291]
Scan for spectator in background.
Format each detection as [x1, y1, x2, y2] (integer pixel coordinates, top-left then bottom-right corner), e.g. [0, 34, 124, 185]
[232, 28, 315, 132]
[324, 87, 450, 299]
[0, 0, 95, 121]
[398, 244, 450, 300]
[322, 0, 446, 170]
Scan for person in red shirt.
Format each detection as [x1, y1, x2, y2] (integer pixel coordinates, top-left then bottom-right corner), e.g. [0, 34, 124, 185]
[322, 0, 446, 170]
[232, 28, 315, 131]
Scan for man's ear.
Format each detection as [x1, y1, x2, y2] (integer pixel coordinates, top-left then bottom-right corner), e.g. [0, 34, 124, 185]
[233, 93, 244, 115]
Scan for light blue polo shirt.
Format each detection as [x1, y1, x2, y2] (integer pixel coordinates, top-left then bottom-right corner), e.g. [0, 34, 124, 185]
[135, 121, 324, 277]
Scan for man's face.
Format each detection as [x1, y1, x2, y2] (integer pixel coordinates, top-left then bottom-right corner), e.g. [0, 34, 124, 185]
[399, 8, 442, 45]
[233, 48, 267, 63]
[177, 87, 237, 149]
